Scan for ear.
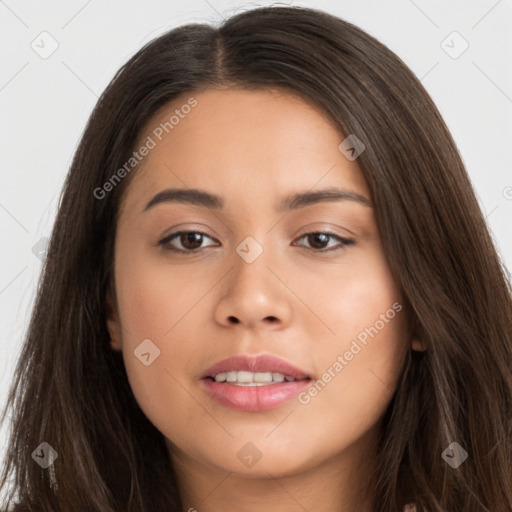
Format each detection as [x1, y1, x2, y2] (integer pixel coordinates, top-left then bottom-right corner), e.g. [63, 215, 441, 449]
[411, 338, 427, 352]
[406, 308, 427, 352]
[105, 290, 123, 351]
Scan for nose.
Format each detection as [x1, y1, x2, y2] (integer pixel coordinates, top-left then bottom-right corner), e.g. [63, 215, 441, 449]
[213, 241, 294, 332]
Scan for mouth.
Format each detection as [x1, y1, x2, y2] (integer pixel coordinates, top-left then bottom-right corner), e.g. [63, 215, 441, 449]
[200, 354, 313, 411]
[204, 370, 310, 386]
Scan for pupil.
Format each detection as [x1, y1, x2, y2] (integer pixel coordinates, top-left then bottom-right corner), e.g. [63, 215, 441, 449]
[309, 233, 328, 249]
[182, 232, 203, 249]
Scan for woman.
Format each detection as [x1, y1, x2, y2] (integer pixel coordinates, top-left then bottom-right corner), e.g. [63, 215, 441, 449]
[1, 5, 511, 511]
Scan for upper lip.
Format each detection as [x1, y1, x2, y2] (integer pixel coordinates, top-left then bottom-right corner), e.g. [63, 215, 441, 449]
[201, 354, 311, 380]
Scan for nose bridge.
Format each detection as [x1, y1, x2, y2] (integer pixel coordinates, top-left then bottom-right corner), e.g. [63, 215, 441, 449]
[235, 234, 266, 266]
[230, 233, 275, 298]
[213, 230, 293, 328]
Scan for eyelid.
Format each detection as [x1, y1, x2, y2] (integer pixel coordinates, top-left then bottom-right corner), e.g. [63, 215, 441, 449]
[293, 231, 354, 252]
[158, 229, 218, 248]
[158, 228, 354, 254]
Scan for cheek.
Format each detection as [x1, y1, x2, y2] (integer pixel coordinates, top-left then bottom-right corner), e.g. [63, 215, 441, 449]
[112, 242, 211, 426]
[304, 246, 404, 347]
[299, 251, 408, 426]
[303, 246, 408, 406]
[114, 243, 208, 341]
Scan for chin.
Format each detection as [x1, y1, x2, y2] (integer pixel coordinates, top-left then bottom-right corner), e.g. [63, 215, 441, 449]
[203, 443, 319, 478]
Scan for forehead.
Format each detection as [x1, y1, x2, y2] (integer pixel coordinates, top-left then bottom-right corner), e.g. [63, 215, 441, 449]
[120, 88, 370, 215]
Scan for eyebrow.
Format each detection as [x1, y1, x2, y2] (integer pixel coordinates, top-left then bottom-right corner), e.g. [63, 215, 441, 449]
[142, 186, 372, 213]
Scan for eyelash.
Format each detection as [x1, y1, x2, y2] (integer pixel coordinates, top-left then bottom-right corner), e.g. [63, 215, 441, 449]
[158, 230, 355, 254]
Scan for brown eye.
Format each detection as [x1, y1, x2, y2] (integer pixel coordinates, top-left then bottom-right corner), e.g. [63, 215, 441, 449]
[158, 230, 354, 255]
[159, 231, 217, 252]
[295, 232, 354, 252]
[305, 233, 330, 249]
[179, 232, 204, 250]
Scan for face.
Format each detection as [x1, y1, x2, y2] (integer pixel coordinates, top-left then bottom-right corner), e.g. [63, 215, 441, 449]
[107, 87, 416, 479]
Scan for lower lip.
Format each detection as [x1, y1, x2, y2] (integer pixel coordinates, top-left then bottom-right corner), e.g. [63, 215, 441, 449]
[201, 378, 312, 411]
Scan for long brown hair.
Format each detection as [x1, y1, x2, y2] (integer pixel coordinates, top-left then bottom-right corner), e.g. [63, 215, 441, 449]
[1, 6, 511, 511]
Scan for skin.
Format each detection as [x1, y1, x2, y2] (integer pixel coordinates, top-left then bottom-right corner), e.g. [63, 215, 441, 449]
[107, 87, 425, 512]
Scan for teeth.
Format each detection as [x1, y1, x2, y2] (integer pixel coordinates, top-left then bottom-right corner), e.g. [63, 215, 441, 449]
[212, 371, 296, 385]
[238, 371, 254, 383]
[254, 372, 273, 383]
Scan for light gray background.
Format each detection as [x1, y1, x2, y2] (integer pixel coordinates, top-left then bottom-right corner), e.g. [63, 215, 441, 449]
[1, 0, 511, 486]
